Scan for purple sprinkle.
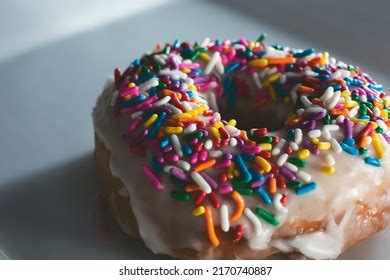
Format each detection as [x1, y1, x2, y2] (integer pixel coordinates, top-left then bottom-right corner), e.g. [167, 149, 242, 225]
[280, 166, 297, 181]
[302, 140, 320, 156]
[201, 172, 219, 189]
[170, 167, 188, 181]
[343, 118, 353, 139]
[215, 159, 232, 169]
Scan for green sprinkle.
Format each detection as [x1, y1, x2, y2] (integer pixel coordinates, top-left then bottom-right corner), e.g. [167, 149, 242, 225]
[287, 157, 307, 168]
[169, 175, 186, 188]
[287, 181, 302, 189]
[324, 114, 331, 125]
[359, 103, 367, 116]
[376, 127, 384, 134]
[170, 191, 190, 201]
[234, 187, 253, 196]
[359, 148, 368, 155]
[253, 136, 273, 143]
[232, 178, 250, 187]
[255, 207, 279, 226]
[256, 33, 267, 44]
[163, 45, 171, 55]
[352, 94, 360, 102]
[190, 49, 202, 61]
[184, 131, 204, 141]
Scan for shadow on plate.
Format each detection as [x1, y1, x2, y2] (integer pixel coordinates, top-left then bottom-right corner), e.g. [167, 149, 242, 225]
[0, 153, 170, 260]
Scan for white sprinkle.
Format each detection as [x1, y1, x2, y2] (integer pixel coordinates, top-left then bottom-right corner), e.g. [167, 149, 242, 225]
[272, 139, 286, 156]
[304, 69, 319, 77]
[184, 123, 197, 134]
[289, 83, 300, 104]
[130, 111, 143, 119]
[297, 170, 311, 183]
[306, 106, 327, 114]
[110, 90, 119, 107]
[331, 138, 342, 153]
[300, 96, 312, 107]
[326, 90, 341, 109]
[378, 133, 388, 149]
[354, 122, 366, 134]
[181, 101, 192, 112]
[200, 37, 211, 48]
[332, 70, 341, 79]
[285, 162, 298, 172]
[252, 72, 262, 89]
[325, 154, 335, 166]
[296, 108, 305, 116]
[348, 107, 358, 118]
[204, 51, 220, 75]
[208, 92, 219, 112]
[279, 74, 287, 84]
[320, 86, 334, 102]
[360, 95, 367, 102]
[215, 60, 224, 75]
[274, 193, 288, 214]
[153, 54, 166, 65]
[170, 134, 183, 157]
[244, 208, 262, 236]
[204, 139, 213, 150]
[336, 115, 345, 123]
[220, 204, 230, 232]
[153, 96, 171, 107]
[209, 150, 223, 158]
[322, 128, 332, 140]
[177, 160, 191, 171]
[294, 128, 303, 144]
[191, 172, 211, 193]
[289, 141, 299, 151]
[163, 165, 175, 173]
[229, 137, 238, 147]
[164, 103, 182, 114]
[366, 136, 372, 145]
[323, 124, 339, 131]
[308, 129, 321, 138]
[277, 153, 289, 167]
[225, 125, 240, 137]
[376, 120, 388, 132]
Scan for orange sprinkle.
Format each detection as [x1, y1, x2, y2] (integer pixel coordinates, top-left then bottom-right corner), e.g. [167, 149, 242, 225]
[311, 98, 326, 107]
[230, 191, 245, 222]
[267, 57, 296, 65]
[204, 207, 220, 247]
[269, 177, 277, 194]
[185, 184, 201, 192]
[161, 89, 182, 99]
[177, 117, 201, 123]
[308, 57, 324, 67]
[194, 159, 217, 172]
[298, 85, 315, 94]
[250, 98, 267, 110]
[240, 130, 250, 141]
[329, 108, 349, 116]
[357, 135, 368, 148]
[166, 119, 184, 127]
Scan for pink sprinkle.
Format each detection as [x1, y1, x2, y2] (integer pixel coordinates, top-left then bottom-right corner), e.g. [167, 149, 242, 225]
[190, 152, 199, 164]
[199, 150, 208, 161]
[241, 145, 262, 154]
[219, 183, 233, 194]
[143, 165, 163, 190]
[127, 117, 142, 133]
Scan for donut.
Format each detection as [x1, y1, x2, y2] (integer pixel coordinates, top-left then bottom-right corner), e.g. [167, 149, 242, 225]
[92, 35, 390, 259]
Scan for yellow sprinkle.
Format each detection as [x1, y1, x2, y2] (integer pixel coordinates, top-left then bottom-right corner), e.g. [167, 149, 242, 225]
[192, 206, 205, 216]
[351, 118, 378, 128]
[197, 104, 209, 114]
[144, 114, 158, 128]
[255, 156, 272, 172]
[249, 41, 255, 49]
[340, 90, 351, 98]
[186, 109, 199, 116]
[317, 142, 331, 150]
[209, 127, 220, 138]
[259, 143, 272, 151]
[344, 100, 358, 108]
[248, 58, 268, 68]
[124, 95, 132, 101]
[188, 85, 197, 91]
[233, 169, 240, 177]
[128, 82, 136, 88]
[228, 119, 237, 126]
[372, 133, 384, 159]
[164, 127, 183, 134]
[172, 113, 192, 119]
[227, 164, 235, 179]
[321, 165, 335, 175]
[268, 85, 277, 101]
[199, 53, 211, 62]
[381, 110, 388, 120]
[262, 73, 281, 87]
[297, 149, 310, 159]
[322, 52, 329, 64]
[310, 137, 320, 144]
[213, 121, 224, 129]
[181, 68, 191, 74]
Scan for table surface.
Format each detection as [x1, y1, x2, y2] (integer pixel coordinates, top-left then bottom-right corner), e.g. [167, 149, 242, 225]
[0, 0, 389, 259]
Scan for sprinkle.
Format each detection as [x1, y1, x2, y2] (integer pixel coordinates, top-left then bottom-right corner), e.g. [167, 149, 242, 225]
[272, 138, 286, 156]
[273, 193, 288, 214]
[364, 156, 381, 167]
[191, 172, 212, 193]
[330, 138, 343, 153]
[142, 165, 164, 190]
[325, 154, 335, 166]
[321, 165, 335, 174]
[255, 156, 272, 172]
[193, 159, 216, 172]
[296, 170, 312, 183]
[171, 134, 183, 157]
[244, 208, 262, 236]
[233, 225, 245, 243]
[257, 187, 272, 205]
[234, 155, 252, 182]
[192, 206, 205, 216]
[295, 182, 317, 195]
[372, 133, 384, 159]
[170, 191, 191, 201]
[294, 128, 303, 144]
[308, 129, 321, 138]
[340, 142, 359, 155]
[204, 207, 220, 246]
[277, 153, 289, 167]
[287, 157, 307, 168]
[220, 204, 230, 232]
[230, 191, 245, 222]
[255, 207, 279, 226]
[165, 126, 183, 134]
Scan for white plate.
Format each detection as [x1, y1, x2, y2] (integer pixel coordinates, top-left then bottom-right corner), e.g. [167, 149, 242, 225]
[0, 0, 389, 259]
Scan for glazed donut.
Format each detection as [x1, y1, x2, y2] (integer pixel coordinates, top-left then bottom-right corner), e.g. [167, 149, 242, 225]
[93, 35, 390, 259]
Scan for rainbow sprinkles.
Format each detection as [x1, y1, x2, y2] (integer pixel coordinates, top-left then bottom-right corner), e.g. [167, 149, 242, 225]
[111, 35, 390, 247]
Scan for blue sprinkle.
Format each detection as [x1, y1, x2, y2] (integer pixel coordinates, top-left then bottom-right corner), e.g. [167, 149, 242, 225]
[132, 58, 141, 66]
[173, 39, 181, 48]
[148, 112, 167, 139]
[295, 182, 317, 195]
[319, 74, 331, 81]
[352, 79, 364, 86]
[255, 50, 266, 58]
[182, 145, 193, 156]
[223, 76, 233, 97]
[293, 48, 315, 58]
[360, 115, 370, 120]
[186, 91, 195, 98]
[234, 154, 252, 183]
[332, 84, 342, 91]
[344, 77, 353, 86]
[121, 95, 146, 107]
[159, 135, 170, 149]
[364, 156, 381, 167]
[225, 62, 240, 74]
[340, 143, 359, 155]
[241, 154, 255, 162]
[151, 156, 163, 173]
[343, 137, 355, 147]
[257, 187, 272, 205]
[368, 84, 383, 91]
[287, 129, 295, 140]
[249, 169, 264, 182]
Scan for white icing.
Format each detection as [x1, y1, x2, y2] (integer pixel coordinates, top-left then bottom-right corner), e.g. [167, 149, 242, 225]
[93, 80, 390, 259]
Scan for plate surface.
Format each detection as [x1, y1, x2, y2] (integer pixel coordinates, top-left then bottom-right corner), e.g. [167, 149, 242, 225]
[0, 0, 389, 259]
